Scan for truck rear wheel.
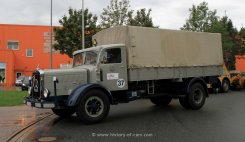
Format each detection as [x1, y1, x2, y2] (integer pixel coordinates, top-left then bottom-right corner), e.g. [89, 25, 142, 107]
[76, 89, 110, 124]
[150, 97, 172, 106]
[187, 83, 206, 110]
[52, 107, 75, 117]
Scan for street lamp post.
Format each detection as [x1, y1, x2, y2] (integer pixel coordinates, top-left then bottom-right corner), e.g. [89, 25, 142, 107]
[50, 0, 53, 69]
[82, 0, 85, 49]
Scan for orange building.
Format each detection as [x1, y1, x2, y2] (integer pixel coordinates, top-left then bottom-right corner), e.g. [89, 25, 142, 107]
[0, 24, 72, 87]
[236, 55, 245, 72]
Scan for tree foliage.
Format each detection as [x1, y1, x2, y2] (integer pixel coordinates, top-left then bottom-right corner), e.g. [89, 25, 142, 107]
[100, 0, 155, 28]
[239, 27, 245, 54]
[181, 1, 245, 70]
[100, 0, 133, 28]
[54, 8, 97, 58]
[181, 2, 218, 32]
[128, 8, 156, 27]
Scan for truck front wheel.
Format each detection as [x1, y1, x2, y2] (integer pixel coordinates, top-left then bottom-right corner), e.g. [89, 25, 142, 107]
[180, 83, 206, 110]
[150, 97, 172, 106]
[76, 89, 110, 124]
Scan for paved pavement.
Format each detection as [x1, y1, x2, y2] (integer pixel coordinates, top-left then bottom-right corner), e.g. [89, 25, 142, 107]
[2, 91, 245, 142]
[0, 105, 51, 141]
[22, 91, 245, 142]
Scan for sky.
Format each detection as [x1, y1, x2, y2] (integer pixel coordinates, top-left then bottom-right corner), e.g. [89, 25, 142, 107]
[0, 0, 244, 30]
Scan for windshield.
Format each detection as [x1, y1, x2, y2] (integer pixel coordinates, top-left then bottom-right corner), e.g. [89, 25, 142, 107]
[73, 51, 98, 67]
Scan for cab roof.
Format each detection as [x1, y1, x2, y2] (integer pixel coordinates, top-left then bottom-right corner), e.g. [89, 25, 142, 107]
[73, 44, 125, 56]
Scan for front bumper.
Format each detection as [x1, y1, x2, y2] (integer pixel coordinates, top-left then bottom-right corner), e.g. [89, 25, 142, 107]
[24, 97, 56, 109]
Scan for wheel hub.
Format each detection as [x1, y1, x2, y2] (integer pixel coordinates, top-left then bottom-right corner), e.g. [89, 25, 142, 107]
[85, 96, 104, 118]
[193, 89, 203, 104]
[223, 82, 229, 91]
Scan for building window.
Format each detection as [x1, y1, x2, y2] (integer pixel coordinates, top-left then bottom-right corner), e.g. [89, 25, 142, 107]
[0, 62, 6, 83]
[26, 49, 33, 57]
[7, 41, 19, 50]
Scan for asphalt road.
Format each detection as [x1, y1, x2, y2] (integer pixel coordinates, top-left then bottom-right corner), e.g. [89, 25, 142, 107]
[0, 106, 51, 142]
[23, 91, 245, 142]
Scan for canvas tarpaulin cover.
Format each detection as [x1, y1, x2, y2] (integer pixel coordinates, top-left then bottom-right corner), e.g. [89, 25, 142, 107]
[93, 26, 223, 69]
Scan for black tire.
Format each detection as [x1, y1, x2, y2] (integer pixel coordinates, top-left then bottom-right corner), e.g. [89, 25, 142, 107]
[187, 83, 206, 110]
[52, 107, 75, 117]
[220, 79, 230, 93]
[179, 98, 191, 109]
[150, 97, 172, 106]
[76, 89, 110, 124]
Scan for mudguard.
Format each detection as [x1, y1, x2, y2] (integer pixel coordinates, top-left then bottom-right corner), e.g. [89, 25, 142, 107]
[67, 83, 113, 107]
[186, 77, 208, 97]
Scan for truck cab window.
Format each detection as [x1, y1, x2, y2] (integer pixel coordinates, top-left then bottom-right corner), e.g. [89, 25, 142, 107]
[73, 51, 98, 67]
[101, 48, 121, 64]
[73, 53, 83, 67]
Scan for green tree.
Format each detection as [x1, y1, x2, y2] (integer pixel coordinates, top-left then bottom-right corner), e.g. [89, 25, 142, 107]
[217, 16, 240, 69]
[100, 0, 133, 28]
[181, 2, 218, 32]
[206, 16, 234, 68]
[127, 8, 156, 27]
[240, 27, 245, 39]
[239, 27, 245, 54]
[181, 1, 245, 70]
[54, 8, 97, 58]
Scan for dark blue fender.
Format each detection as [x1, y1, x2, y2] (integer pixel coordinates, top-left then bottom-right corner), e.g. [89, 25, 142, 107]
[186, 77, 208, 97]
[66, 83, 113, 107]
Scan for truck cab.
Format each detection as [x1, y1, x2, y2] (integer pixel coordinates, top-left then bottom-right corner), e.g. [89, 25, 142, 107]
[24, 44, 129, 124]
[73, 44, 127, 90]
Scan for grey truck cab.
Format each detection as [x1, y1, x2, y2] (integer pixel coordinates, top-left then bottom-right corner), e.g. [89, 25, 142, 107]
[25, 26, 223, 124]
[25, 44, 128, 124]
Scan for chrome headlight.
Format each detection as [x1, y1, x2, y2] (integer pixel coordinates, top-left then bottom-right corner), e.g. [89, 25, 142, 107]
[43, 89, 50, 98]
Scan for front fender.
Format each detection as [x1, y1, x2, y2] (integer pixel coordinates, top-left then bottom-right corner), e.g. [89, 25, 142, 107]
[67, 83, 113, 107]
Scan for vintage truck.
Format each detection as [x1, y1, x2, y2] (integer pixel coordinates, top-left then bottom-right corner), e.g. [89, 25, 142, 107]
[24, 26, 224, 124]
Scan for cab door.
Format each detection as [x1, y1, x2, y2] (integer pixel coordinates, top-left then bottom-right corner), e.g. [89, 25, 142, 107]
[99, 46, 128, 91]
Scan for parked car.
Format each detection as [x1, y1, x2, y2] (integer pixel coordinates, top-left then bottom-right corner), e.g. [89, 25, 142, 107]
[15, 76, 25, 87]
[21, 76, 30, 91]
[15, 76, 30, 90]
